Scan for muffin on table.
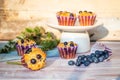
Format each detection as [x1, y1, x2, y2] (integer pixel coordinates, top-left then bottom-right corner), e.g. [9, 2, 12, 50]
[21, 47, 46, 71]
[16, 39, 36, 56]
[56, 11, 77, 26]
[78, 11, 96, 26]
[57, 41, 78, 59]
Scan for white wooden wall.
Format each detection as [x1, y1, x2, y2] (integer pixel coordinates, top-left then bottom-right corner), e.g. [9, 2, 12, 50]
[0, 0, 120, 40]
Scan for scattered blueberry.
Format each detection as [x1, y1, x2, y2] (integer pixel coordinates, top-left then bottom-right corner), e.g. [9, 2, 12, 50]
[92, 57, 99, 63]
[76, 58, 81, 62]
[95, 53, 101, 58]
[104, 50, 109, 54]
[104, 52, 109, 59]
[82, 56, 88, 61]
[99, 51, 104, 55]
[83, 61, 91, 66]
[68, 60, 75, 66]
[90, 53, 96, 57]
[81, 55, 86, 59]
[87, 56, 94, 63]
[99, 55, 105, 62]
[77, 56, 82, 60]
[95, 50, 100, 54]
[68, 50, 110, 67]
[75, 62, 82, 66]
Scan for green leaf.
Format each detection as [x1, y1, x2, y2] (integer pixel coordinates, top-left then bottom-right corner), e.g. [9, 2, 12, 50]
[34, 27, 40, 34]
[25, 28, 33, 33]
[7, 61, 22, 65]
[16, 36, 23, 39]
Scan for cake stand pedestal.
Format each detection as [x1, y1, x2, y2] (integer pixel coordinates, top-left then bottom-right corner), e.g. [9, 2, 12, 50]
[61, 31, 90, 53]
[47, 18, 103, 53]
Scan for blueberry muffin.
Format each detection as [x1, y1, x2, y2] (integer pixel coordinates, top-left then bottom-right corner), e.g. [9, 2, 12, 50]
[78, 11, 96, 26]
[56, 11, 77, 26]
[16, 39, 36, 56]
[57, 41, 78, 59]
[21, 47, 46, 71]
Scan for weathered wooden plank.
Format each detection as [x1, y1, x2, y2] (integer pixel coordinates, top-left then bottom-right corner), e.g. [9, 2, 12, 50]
[0, 42, 120, 79]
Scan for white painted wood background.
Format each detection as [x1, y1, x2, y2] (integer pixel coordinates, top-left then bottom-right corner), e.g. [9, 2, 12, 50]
[0, 0, 120, 40]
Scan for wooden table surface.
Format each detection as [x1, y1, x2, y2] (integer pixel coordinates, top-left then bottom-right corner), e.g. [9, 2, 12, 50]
[0, 42, 120, 80]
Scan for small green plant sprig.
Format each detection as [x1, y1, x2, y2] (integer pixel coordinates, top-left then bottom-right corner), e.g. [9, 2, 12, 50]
[0, 26, 59, 54]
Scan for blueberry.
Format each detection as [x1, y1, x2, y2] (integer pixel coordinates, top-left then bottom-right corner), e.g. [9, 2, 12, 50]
[83, 56, 88, 61]
[31, 59, 36, 64]
[21, 39, 24, 43]
[104, 50, 109, 54]
[95, 53, 101, 58]
[83, 61, 91, 66]
[75, 62, 82, 67]
[64, 42, 68, 45]
[81, 55, 86, 59]
[87, 56, 94, 63]
[99, 55, 105, 62]
[99, 51, 104, 55]
[76, 58, 81, 62]
[81, 59, 85, 64]
[79, 11, 82, 13]
[84, 10, 87, 12]
[77, 56, 82, 60]
[36, 54, 42, 59]
[90, 53, 96, 57]
[92, 57, 99, 63]
[95, 50, 100, 54]
[104, 52, 109, 59]
[70, 43, 74, 47]
[89, 11, 93, 14]
[68, 60, 75, 66]
[70, 13, 74, 17]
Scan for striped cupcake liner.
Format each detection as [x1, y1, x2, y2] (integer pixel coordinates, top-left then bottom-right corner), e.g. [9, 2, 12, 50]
[78, 15, 96, 26]
[57, 46, 78, 59]
[16, 44, 36, 56]
[57, 16, 77, 26]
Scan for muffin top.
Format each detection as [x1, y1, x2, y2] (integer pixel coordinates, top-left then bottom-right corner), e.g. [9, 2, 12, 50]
[56, 11, 76, 17]
[58, 41, 77, 48]
[22, 47, 46, 71]
[17, 39, 36, 47]
[78, 11, 96, 16]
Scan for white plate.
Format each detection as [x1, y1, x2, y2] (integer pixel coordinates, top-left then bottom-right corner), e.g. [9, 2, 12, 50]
[47, 18, 103, 32]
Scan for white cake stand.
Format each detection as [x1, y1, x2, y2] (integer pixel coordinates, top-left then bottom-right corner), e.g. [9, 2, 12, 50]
[47, 18, 103, 53]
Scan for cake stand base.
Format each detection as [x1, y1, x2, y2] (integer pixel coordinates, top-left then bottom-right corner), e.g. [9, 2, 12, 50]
[60, 31, 90, 53]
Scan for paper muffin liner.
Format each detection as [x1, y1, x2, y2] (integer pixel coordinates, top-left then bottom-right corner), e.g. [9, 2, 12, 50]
[16, 44, 36, 56]
[57, 16, 77, 26]
[78, 15, 96, 26]
[57, 46, 78, 59]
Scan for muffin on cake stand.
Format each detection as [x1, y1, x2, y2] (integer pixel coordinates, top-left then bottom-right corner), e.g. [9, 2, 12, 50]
[47, 18, 103, 53]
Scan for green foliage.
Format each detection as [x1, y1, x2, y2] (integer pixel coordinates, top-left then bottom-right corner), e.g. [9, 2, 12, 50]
[0, 40, 16, 53]
[0, 26, 59, 53]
